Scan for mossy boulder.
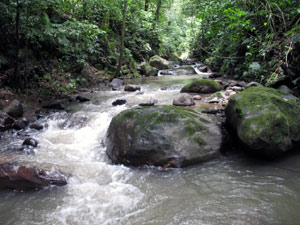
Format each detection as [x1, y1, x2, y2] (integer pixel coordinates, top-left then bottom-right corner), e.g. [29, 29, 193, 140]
[149, 55, 170, 70]
[181, 79, 222, 94]
[141, 63, 158, 76]
[106, 105, 222, 168]
[225, 87, 300, 157]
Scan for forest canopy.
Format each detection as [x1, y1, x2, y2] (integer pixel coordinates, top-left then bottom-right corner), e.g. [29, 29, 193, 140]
[0, 0, 299, 95]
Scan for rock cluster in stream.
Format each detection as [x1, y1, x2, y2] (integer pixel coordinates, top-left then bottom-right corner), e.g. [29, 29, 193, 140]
[0, 91, 94, 191]
[106, 56, 300, 168]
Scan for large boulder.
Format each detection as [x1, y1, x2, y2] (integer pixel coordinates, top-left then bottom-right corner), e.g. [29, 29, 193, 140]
[149, 55, 170, 70]
[225, 87, 300, 157]
[181, 79, 222, 94]
[141, 63, 158, 76]
[173, 94, 195, 106]
[0, 163, 68, 191]
[4, 99, 23, 118]
[106, 105, 222, 168]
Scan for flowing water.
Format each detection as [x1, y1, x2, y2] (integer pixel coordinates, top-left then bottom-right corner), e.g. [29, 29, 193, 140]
[1, 75, 300, 225]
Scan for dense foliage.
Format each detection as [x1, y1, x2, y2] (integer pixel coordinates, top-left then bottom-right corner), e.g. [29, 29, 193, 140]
[183, 0, 300, 88]
[0, 0, 172, 94]
[0, 0, 299, 95]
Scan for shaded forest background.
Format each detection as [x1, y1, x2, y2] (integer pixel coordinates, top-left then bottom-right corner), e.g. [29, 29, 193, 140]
[0, 0, 299, 97]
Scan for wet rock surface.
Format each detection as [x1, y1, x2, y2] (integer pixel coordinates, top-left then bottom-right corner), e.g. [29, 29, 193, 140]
[149, 55, 170, 70]
[109, 78, 124, 90]
[0, 163, 68, 191]
[112, 99, 127, 106]
[76, 96, 90, 103]
[124, 84, 141, 92]
[181, 79, 222, 94]
[106, 105, 223, 168]
[173, 93, 195, 106]
[225, 86, 300, 157]
[23, 138, 38, 148]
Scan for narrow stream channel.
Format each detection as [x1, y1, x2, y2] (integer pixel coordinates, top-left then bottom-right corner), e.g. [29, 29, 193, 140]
[1, 75, 300, 225]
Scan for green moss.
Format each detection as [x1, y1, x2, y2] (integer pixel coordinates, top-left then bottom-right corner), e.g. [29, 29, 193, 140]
[194, 136, 207, 146]
[113, 105, 210, 135]
[226, 86, 300, 150]
[179, 65, 193, 70]
[210, 91, 225, 99]
[185, 119, 206, 136]
[181, 78, 222, 93]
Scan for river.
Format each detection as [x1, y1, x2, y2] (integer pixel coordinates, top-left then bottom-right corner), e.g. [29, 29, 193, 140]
[1, 75, 300, 225]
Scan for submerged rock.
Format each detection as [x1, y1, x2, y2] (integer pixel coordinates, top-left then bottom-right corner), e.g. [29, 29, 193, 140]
[225, 87, 300, 157]
[4, 99, 23, 118]
[106, 105, 222, 168]
[23, 138, 38, 148]
[173, 94, 195, 106]
[124, 84, 141, 92]
[30, 123, 44, 131]
[181, 79, 222, 94]
[76, 96, 90, 103]
[112, 99, 127, 106]
[0, 163, 68, 191]
[149, 55, 170, 70]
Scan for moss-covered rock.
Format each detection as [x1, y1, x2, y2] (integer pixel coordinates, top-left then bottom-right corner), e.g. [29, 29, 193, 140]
[106, 105, 222, 168]
[141, 63, 158, 76]
[225, 86, 300, 157]
[149, 55, 170, 70]
[181, 79, 222, 94]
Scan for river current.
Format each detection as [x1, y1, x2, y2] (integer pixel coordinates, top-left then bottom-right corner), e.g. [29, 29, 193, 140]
[1, 75, 300, 225]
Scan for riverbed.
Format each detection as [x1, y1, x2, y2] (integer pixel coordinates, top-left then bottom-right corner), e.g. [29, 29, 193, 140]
[1, 75, 300, 225]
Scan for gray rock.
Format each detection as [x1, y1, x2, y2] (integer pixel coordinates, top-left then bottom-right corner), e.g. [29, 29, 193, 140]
[106, 105, 222, 168]
[124, 84, 141, 92]
[173, 94, 195, 106]
[30, 123, 44, 131]
[278, 85, 293, 94]
[23, 138, 38, 148]
[0, 163, 68, 191]
[109, 78, 124, 90]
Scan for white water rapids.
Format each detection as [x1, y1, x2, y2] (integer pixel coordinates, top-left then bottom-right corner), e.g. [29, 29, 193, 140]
[1, 75, 300, 225]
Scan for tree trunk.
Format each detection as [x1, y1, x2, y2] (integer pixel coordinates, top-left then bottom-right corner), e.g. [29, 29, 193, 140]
[155, 0, 162, 28]
[116, 0, 128, 77]
[14, 0, 20, 89]
[145, 0, 150, 11]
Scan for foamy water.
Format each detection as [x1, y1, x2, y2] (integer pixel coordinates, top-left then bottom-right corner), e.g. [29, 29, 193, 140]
[1, 75, 300, 225]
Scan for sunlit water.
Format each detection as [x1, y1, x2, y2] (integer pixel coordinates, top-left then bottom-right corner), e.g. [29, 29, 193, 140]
[1, 75, 300, 225]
